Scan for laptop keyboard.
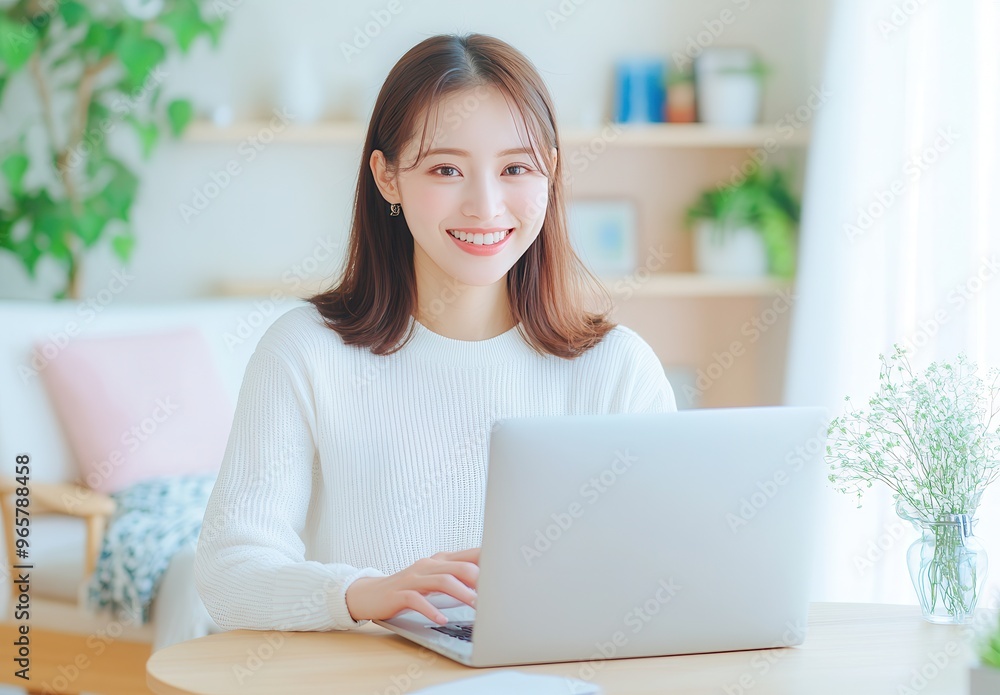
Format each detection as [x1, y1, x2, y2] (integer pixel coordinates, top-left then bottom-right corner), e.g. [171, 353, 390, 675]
[430, 621, 474, 642]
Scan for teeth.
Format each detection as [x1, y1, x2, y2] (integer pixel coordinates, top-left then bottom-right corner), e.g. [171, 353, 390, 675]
[448, 229, 510, 245]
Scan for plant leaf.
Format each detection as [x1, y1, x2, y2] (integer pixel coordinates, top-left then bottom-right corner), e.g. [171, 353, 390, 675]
[205, 18, 226, 47]
[74, 209, 107, 247]
[82, 23, 122, 59]
[116, 34, 166, 86]
[111, 230, 135, 262]
[158, 0, 209, 54]
[166, 99, 194, 137]
[14, 235, 42, 278]
[1, 152, 29, 195]
[0, 208, 12, 250]
[100, 163, 140, 221]
[127, 116, 160, 159]
[0, 15, 39, 72]
[59, 1, 90, 28]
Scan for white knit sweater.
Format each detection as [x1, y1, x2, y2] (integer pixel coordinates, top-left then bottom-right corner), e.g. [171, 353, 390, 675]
[194, 304, 677, 632]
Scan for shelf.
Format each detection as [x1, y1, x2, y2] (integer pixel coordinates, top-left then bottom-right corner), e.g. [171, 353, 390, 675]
[184, 120, 810, 149]
[597, 273, 792, 298]
[214, 273, 792, 300]
[561, 123, 810, 148]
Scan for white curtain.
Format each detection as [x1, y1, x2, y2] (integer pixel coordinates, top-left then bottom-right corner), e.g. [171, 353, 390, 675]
[785, 0, 1000, 610]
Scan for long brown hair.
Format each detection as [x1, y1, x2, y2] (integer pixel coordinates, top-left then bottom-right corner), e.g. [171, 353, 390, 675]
[306, 33, 616, 359]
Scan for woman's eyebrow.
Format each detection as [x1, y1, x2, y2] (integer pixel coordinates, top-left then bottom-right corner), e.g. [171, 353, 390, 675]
[424, 147, 534, 157]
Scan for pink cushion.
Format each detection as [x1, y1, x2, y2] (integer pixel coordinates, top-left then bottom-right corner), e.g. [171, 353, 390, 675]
[37, 326, 233, 494]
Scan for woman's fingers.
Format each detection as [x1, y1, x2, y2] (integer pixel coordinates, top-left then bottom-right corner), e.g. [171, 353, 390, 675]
[417, 573, 478, 608]
[443, 547, 481, 564]
[398, 590, 448, 625]
[429, 560, 480, 590]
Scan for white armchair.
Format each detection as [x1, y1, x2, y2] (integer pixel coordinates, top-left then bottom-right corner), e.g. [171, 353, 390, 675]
[0, 296, 305, 695]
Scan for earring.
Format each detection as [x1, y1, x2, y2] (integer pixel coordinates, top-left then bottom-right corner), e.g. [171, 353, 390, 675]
[389, 203, 401, 216]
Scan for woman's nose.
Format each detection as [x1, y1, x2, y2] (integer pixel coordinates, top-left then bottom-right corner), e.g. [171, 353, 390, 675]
[461, 176, 504, 220]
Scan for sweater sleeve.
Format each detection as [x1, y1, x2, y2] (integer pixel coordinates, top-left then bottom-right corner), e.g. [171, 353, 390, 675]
[625, 335, 679, 414]
[194, 347, 386, 632]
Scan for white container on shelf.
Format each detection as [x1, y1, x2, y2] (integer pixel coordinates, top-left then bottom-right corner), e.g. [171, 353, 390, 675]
[693, 219, 768, 277]
[279, 44, 325, 123]
[695, 47, 762, 127]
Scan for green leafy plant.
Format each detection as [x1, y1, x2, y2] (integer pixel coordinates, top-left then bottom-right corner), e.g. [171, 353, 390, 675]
[0, 0, 227, 299]
[826, 345, 1000, 620]
[714, 55, 772, 81]
[981, 612, 1000, 669]
[666, 67, 693, 88]
[683, 162, 801, 278]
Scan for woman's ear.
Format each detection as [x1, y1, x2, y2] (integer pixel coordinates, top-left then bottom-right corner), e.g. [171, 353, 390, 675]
[370, 150, 400, 204]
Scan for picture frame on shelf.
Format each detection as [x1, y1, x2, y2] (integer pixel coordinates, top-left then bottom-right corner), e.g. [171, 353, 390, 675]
[567, 199, 638, 279]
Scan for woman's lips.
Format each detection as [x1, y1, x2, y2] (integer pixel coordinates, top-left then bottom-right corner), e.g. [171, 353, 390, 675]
[446, 227, 514, 255]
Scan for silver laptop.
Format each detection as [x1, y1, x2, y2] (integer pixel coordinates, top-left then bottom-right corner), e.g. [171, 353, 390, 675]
[374, 406, 829, 668]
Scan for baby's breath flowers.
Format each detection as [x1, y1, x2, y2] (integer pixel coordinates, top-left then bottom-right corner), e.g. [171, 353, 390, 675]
[826, 345, 1000, 621]
[826, 345, 1000, 517]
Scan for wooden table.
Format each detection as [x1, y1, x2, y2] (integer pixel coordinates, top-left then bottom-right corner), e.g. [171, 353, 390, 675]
[147, 603, 981, 694]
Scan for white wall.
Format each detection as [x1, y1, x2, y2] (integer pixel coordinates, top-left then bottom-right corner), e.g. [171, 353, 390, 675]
[0, 0, 830, 301]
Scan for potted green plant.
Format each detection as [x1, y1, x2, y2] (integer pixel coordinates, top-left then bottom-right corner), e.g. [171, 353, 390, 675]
[694, 47, 771, 126]
[683, 162, 800, 279]
[970, 612, 1000, 693]
[0, 0, 227, 300]
[826, 345, 1000, 624]
[665, 68, 696, 123]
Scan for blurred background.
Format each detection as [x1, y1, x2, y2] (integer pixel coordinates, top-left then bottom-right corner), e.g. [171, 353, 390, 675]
[1, 0, 999, 691]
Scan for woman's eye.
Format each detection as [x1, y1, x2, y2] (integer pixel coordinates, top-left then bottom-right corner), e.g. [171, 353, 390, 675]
[504, 164, 530, 175]
[433, 166, 459, 177]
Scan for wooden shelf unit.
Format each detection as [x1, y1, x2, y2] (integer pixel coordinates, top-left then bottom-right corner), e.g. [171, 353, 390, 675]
[193, 119, 810, 408]
[184, 120, 810, 148]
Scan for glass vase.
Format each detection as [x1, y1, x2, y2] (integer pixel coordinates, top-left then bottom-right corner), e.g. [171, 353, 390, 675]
[896, 499, 989, 624]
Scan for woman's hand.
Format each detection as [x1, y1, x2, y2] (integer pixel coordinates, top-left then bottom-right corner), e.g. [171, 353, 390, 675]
[345, 547, 480, 625]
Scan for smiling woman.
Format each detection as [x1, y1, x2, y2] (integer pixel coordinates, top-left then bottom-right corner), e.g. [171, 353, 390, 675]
[307, 33, 612, 354]
[194, 33, 678, 637]
[374, 85, 550, 273]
